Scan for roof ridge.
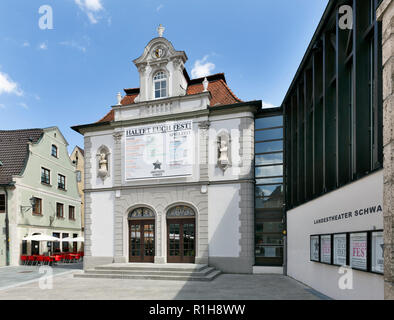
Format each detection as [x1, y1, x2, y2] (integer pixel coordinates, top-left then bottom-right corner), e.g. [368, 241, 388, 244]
[190, 72, 225, 81]
[0, 128, 43, 132]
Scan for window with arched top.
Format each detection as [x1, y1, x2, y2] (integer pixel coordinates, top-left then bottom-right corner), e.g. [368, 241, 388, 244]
[167, 205, 195, 218]
[153, 71, 167, 99]
[128, 207, 155, 219]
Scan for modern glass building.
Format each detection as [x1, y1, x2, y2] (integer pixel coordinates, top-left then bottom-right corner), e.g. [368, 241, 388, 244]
[255, 109, 284, 267]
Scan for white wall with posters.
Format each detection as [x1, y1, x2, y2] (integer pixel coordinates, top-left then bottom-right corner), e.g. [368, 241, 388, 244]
[287, 170, 384, 300]
[124, 120, 194, 180]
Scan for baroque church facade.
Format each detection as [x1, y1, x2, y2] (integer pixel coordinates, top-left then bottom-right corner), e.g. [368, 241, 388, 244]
[73, 27, 261, 273]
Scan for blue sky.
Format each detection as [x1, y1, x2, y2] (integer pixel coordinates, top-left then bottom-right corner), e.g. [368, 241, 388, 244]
[0, 0, 328, 152]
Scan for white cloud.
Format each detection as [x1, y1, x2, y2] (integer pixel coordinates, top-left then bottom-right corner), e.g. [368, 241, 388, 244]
[0, 104, 5, 109]
[60, 40, 88, 53]
[22, 41, 30, 47]
[157, 4, 164, 12]
[19, 102, 28, 110]
[38, 42, 48, 50]
[0, 71, 23, 96]
[191, 55, 216, 79]
[75, 0, 104, 24]
[262, 101, 278, 109]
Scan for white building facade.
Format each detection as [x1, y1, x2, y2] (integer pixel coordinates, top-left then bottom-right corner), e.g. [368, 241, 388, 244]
[73, 33, 260, 273]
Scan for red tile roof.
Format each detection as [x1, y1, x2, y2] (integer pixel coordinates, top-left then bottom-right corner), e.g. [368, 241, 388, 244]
[97, 73, 242, 123]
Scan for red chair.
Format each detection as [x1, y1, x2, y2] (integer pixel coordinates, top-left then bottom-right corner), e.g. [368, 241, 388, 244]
[27, 256, 35, 265]
[63, 254, 71, 263]
[20, 255, 28, 265]
[44, 256, 54, 265]
[54, 255, 62, 264]
[36, 256, 45, 266]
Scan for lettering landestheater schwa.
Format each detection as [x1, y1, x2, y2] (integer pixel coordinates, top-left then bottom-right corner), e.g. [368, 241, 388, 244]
[313, 205, 383, 225]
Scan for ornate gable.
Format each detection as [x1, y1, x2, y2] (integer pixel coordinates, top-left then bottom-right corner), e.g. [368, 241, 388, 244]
[133, 26, 188, 103]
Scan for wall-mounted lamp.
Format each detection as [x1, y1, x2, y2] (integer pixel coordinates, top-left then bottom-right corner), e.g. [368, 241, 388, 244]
[20, 197, 36, 214]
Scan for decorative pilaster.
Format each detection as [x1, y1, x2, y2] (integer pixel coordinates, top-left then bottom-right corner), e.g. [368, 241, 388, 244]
[113, 131, 123, 187]
[198, 120, 210, 181]
[83, 136, 93, 266]
[239, 117, 255, 179]
[113, 130, 125, 262]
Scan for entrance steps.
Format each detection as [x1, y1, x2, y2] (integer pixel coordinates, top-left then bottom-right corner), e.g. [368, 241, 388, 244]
[74, 263, 221, 281]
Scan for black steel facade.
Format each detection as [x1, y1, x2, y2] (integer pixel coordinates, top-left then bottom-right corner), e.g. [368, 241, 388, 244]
[282, 0, 383, 211]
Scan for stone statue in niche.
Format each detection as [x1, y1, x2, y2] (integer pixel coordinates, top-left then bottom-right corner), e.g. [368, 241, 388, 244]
[218, 139, 229, 164]
[217, 134, 231, 172]
[97, 147, 110, 180]
[98, 153, 108, 178]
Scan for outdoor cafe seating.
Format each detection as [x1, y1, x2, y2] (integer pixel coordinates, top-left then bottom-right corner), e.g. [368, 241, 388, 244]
[21, 233, 84, 266]
[20, 252, 84, 266]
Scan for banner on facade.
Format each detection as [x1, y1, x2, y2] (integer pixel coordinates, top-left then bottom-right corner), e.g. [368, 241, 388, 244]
[333, 233, 347, 266]
[310, 235, 320, 262]
[125, 120, 194, 180]
[350, 232, 368, 271]
[371, 231, 384, 274]
[320, 235, 332, 264]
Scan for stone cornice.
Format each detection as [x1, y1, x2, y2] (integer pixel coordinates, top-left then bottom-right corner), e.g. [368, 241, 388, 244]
[112, 91, 211, 111]
[84, 179, 255, 193]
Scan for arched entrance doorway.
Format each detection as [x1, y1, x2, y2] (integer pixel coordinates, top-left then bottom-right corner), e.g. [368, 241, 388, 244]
[128, 207, 155, 263]
[167, 205, 196, 263]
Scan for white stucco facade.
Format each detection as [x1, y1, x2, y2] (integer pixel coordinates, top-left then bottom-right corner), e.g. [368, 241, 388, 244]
[75, 33, 258, 273]
[287, 170, 384, 300]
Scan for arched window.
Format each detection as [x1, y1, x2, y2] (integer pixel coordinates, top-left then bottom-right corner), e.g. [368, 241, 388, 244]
[167, 205, 195, 218]
[153, 71, 167, 99]
[128, 207, 155, 219]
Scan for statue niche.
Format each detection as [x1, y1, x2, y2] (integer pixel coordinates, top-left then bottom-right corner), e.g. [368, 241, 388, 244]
[97, 146, 110, 180]
[217, 132, 231, 172]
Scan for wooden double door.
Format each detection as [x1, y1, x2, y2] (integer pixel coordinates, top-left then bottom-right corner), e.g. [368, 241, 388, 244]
[167, 218, 195, 263]
[129, 220, 155, 263]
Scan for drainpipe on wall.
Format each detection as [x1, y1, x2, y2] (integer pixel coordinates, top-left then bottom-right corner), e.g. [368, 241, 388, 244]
[3, 187, 9, 266]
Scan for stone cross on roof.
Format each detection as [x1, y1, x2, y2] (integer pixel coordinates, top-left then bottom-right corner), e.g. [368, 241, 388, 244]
[157, 24, 165, 37]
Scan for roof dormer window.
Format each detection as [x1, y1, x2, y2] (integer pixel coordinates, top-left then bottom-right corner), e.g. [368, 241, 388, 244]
[153, 71, 167, 99]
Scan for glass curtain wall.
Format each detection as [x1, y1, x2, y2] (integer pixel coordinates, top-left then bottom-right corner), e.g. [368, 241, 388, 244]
[255, 114, 284, 266]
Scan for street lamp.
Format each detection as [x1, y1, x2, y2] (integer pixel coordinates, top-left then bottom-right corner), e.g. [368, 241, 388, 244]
[20, 196, 36, 214]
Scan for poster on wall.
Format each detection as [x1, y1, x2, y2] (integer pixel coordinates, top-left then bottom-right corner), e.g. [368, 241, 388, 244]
[350, 232, 368, 270]
[320, 235, 332, 264]
[333, 234, 347, 266]
[125, 120, 194, 180]
[310, 236, 320, 262]
[371, 231, 384, 274]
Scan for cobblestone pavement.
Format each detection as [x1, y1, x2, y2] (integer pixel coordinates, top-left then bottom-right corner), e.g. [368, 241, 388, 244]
[0, 263, 83, 291]
[0, 269, 330, 300]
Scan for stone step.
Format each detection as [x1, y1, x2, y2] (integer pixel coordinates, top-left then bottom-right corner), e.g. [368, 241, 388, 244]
[74, 270, 221, 282]
[94, 263, 208, 273]
[84, 266, 216, 277]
